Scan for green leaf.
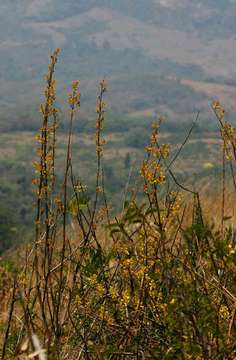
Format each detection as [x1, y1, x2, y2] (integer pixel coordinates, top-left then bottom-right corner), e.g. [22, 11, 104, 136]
[67, 195, 89, 216]
[223, 216, 232, 221]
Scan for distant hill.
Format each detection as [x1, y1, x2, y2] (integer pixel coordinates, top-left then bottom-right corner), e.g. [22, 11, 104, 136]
[0, 0, 236, 129]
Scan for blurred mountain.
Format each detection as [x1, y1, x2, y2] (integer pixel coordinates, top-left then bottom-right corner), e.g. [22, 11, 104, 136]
[0, 0, 236, 127]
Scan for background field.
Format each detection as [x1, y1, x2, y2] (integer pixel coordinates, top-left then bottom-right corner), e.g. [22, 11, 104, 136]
[1, 0, 236, 251]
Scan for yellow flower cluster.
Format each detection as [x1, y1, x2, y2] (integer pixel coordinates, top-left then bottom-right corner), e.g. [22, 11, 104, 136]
[110, 286, 119, 301]
[212, 100, 225, 120]
[212, 100, 236, 161]
[87, 274, 98, 286]
[96, 80, 107, 156]
[87, 274, 105, 296]
[68, 80, 81, 110]
[41, 48, 60, 118]
[141, 119, 169, 188]
[120, 289, 130, 307]
[141, 160, 166, 185]
[219, 304, 230, 320]
[221, 123, 236, 160]
[32, 49, 61, 200]
[74, 180, 88, 193]
[227, 243, 235, 256]
[167, 191, 182, 216]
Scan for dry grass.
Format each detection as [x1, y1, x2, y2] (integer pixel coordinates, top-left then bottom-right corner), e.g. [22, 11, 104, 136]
[0, 51, 236, 360]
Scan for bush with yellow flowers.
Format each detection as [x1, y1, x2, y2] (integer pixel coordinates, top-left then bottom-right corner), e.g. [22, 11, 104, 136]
[1, 52, 236, 360]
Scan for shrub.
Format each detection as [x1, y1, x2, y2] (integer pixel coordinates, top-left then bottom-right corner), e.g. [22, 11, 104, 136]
[1, 51, 236, 360]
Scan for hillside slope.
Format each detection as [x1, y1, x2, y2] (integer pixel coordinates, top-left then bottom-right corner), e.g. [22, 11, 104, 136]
[0, 0, 236, 127]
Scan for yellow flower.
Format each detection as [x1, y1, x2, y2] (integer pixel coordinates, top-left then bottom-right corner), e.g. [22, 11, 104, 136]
[219, 305, 229, 320]
[110, 287, 119, 300]
[227, 243, 235, 255]
[121, 289, 130, 307]
[170, 298, 176, 305]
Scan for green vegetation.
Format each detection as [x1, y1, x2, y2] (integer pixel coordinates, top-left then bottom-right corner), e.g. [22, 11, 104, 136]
[0, 119, 223, 254]
[0, 51, 236, 359]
